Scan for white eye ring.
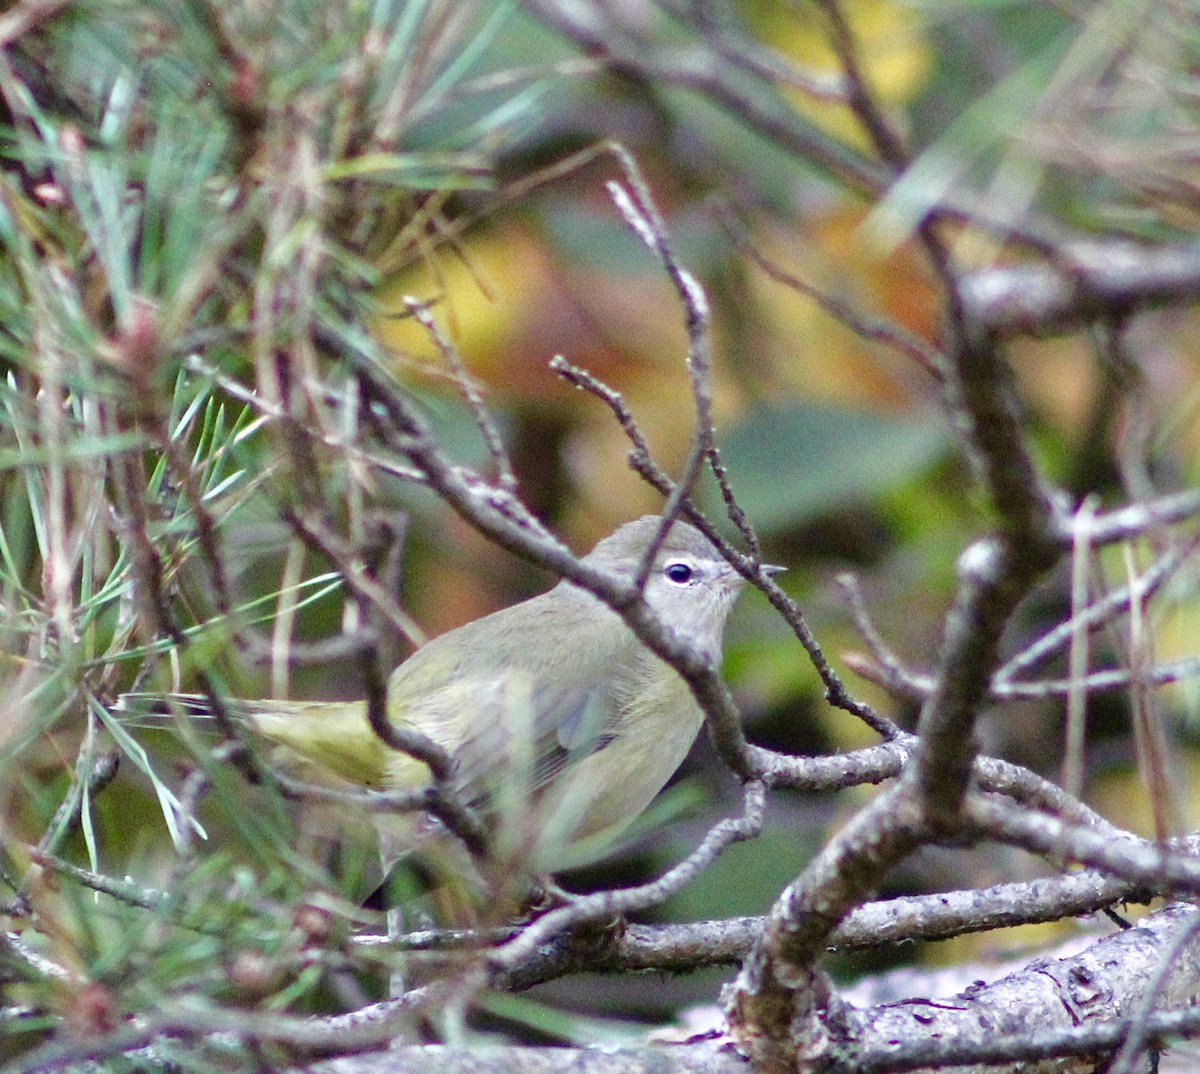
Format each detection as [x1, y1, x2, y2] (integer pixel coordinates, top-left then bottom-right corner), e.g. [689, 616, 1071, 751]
[664, 561, 694, 585]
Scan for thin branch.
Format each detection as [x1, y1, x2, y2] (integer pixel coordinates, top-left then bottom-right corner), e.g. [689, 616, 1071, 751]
[0, 0, 68, 46]
[549, 354, 657, 473]
[657, 0, 849, 103]
[720, 205, 944, 381]
[836, 572, 925, 703]
[1107, 909, 1200, 1074]
[467, 860, 1161, 991]
[22, 839, 1173, 994]
[746, 740, 909, 792]
[107, 406, 254, 772]
[962, 240, 1200, 338]
[1122, 542, 1182, 842]
[996, 533, 1199, 683]
[518, 0, 893, 198]
[550, 360, 898, 741]
[813, 0, 909, 170]
[490, 780, 766, 973]
[1063, 496, 1098, 798]
[397, 297, 517, 493]
[602, 146, 715, 587]
[31, 854, 167, 911]
[36, 738, 119, 857]
[1075, 490, 1200, 547]
[183, 354, 428, 484]
[355, 633, 489, 860]
[1009, 654, 1200, 696]
[972, 752, 1121, 834]
[0, 929, 79, 986]
[966, 795, 1200, 895]
[284, 508, 425, 648]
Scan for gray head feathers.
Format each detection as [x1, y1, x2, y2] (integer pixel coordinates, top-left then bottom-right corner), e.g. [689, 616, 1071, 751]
[583, 515, 724, 570]
[578, 516, 744, 662]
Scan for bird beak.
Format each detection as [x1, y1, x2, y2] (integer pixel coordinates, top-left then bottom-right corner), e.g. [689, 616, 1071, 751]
[761, 563, 786, 577]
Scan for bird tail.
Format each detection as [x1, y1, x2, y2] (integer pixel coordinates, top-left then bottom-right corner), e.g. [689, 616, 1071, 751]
[115, 692, 221, 722]
[113, 692, 392, 790]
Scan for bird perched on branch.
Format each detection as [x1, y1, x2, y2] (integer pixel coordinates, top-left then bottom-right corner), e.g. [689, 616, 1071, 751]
[121, 515, 772, 901]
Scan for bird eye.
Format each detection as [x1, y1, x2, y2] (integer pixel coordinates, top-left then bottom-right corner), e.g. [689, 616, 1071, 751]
[665, 561, 694, 585]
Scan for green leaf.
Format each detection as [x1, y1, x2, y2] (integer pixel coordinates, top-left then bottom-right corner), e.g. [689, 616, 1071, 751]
[659, 826, 822, 920]
[322, 151, 493, 190]
[479, 991, 651, 1046]
[715, 401, 952, 534]
[91, 696, 208, 850]
[0, 431, 146, 471]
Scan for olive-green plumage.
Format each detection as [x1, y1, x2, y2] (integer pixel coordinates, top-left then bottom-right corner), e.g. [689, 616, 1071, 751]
[128, 516, 758, 873]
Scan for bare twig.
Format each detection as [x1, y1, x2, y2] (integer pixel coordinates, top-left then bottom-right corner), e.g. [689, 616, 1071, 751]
[398, 296, 517, 493]
[1076, 491, 1200, 546]
[966, 795, 1200, 894]
[284, 508, 426, 649]
[550, 363, 898, 742]
[549, 354, 659, 476]
[520, 0, 892, 198]
[657, 0, 849, 103]
[996, 533, 1200, 684]
[1063, 496, 1098, 798]
[1121, 543, 1182, 842]
[836, 572, 924, 701]
[720, 206, 944, 381]
[31, 853, 168, 912]
[36, 733, 119, 857]
[813, 0, 908, 170]
[491, 780, 766, 973]
[972, 752, 1120, 833]
[0, 0, 69, 47]
[962, 241, 1200, 338]
[602, 147, 715, 583]
[1107, 909, 1200, 1074]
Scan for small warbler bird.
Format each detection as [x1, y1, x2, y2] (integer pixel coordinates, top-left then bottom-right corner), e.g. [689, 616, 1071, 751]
[124, 516, 769, 888]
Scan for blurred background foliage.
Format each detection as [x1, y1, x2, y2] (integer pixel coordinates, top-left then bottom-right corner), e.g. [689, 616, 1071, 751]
[3, 0, 1200, 1064]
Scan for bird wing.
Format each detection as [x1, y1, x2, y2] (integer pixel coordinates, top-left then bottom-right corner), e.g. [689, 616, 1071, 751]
[532, 677, 620, 793]
[380, 587, 642, 819]
[442, 671, 621, 812]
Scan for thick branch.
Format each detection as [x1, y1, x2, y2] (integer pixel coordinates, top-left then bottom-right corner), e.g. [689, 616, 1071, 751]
[962, 242, 1200, 338]
[828, 903, 1200, 1074]
[312, 907, 1200, 1074]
